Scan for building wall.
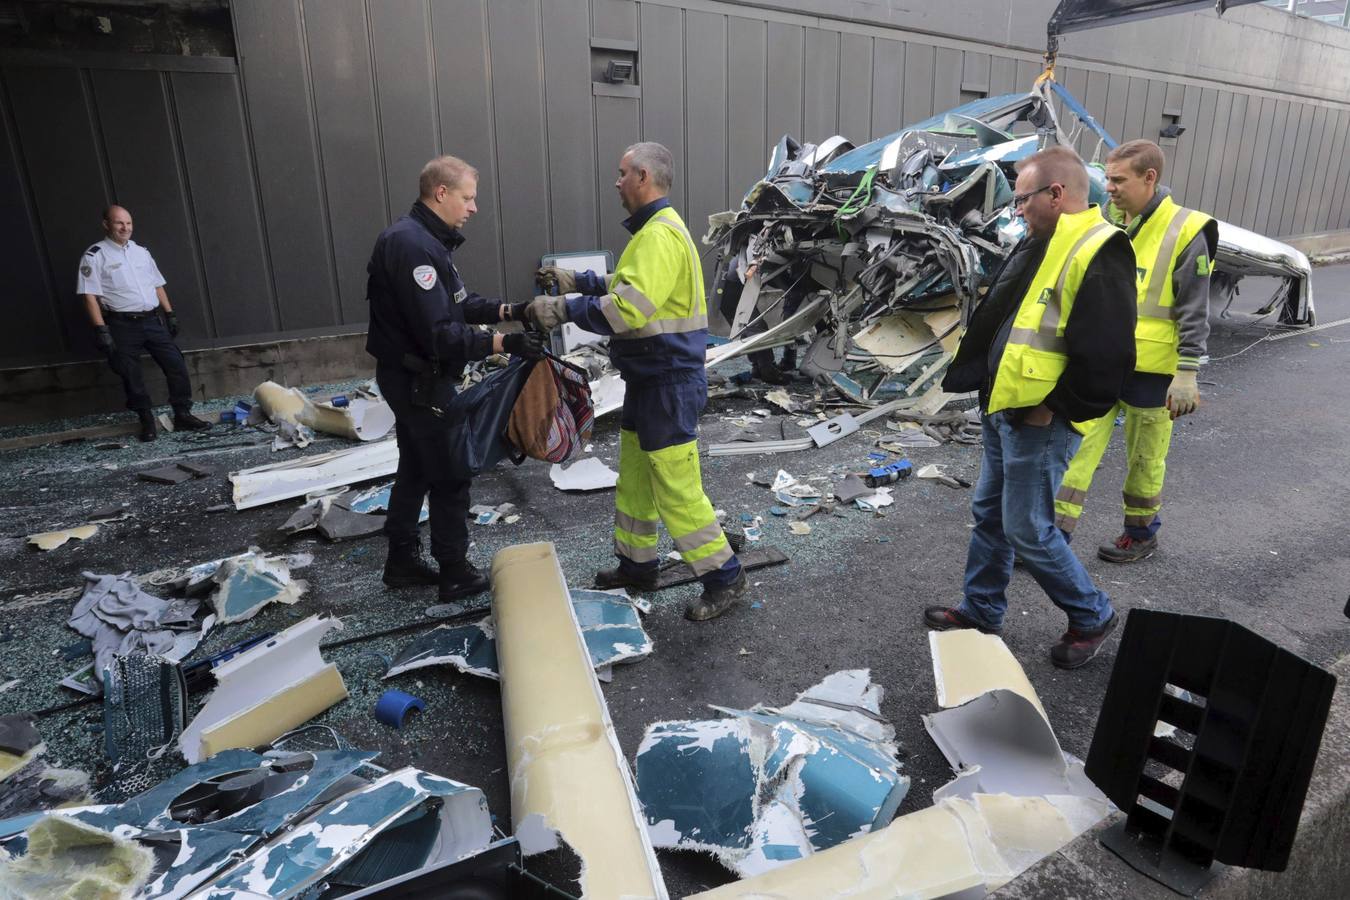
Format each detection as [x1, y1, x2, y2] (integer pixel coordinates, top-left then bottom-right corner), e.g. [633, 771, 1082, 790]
[2, 0, 1348, 367]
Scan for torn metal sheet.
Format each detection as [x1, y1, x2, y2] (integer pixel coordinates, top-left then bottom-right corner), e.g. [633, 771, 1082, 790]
[492, 542, 667, 899]
[637, 670, 909, 878]
[26, 524, 97, 551]
[254, 380, 395, 441]
[344, 481, 429, 521]
[385, 590, 652, 683]
[549, 457, 619, 491]
[208, 551, 308, 624]
[179, 616, 348, 763]
[0, 757, 89, 821]
[230, 438, 399, 510]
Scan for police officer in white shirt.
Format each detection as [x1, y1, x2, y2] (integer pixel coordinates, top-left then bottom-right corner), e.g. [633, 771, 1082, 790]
[77, 206, 210, 441]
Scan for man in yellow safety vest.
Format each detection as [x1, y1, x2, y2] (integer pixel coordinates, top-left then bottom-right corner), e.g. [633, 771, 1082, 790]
[925, 146, 1137, 669]
[1054, 140, 1218, 563]
[527, 142, 746, 622]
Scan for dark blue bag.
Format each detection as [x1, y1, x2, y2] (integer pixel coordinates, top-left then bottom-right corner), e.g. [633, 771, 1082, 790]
[444, 357, 534, 476]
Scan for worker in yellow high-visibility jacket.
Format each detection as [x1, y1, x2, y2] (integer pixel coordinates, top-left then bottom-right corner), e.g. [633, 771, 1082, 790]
[527, 142, 746, 622]
[1054, 140, 1218, 563]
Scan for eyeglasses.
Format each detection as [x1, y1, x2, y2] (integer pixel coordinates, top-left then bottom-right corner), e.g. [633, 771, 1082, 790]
[1012, 184, 1056, 208]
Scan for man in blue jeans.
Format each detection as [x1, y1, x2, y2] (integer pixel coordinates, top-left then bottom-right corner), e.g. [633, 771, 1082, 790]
[926, 147, 1137, 669]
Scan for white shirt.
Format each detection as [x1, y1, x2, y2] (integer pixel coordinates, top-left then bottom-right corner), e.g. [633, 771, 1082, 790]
[76, 238, 165, 313]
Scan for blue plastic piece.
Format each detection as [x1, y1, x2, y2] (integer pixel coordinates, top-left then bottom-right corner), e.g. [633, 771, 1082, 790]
[330, 395, 349, 407]
[374, 689, 426, 729]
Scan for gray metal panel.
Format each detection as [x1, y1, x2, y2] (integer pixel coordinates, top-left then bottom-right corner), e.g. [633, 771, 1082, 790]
[232, 0, 336, 331]
[727, 16, 768, 203]
[593, 0, 637, 42]
[961, 50, 989, 93]
[1315, 110, 1349, 232]
[1014, 59, 1039, 93]
[6, 65, 113, 352]
[901, 42, 935, 128]
[871, 38, 904, 138]
[640, 3, 686, 214]
[1222, 92, 1260, 229]
[1122, 76, 1149, 143]
[1335, 113, 1350, 229]
[838, 32, 873, 141]
[685, 9, 727, 266]
[485, 0, 549, 304]
[91, 68, 211, 339]
[988, 55, 1017, 96]
[1297, 108, 1333, 235]
[1277, 104, 1315, 236]
[1083, 69, 1110, 160]
[1166, 83, 1202, 200]
[1212, 93, 1248, 222]
[1102, 73, 1129, 146]
[0, 70, 64, 361]
[368, 0, 437, 223]
[1198, 92, 1232, 218]
[803, 27, 840, 141]
[1238, 96, 1276, 230]
[1063, 67, 1091, 157]
[541, 0, 599, 260]
[1253, 101, 1290, 235]
[1182, 88, 1217, 209]
[594, 95, 640, 256]
[170, 71, 276, 336]
[932, 47, 961, 116]
[305, 0, 391, 324]
[765, 21, 803, 142]
[1141, 78, 1167, 168]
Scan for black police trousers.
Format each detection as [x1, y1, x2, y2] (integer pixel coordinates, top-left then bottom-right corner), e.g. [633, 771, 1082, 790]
[375, 364, 472, 566]
[105, 314, 193, 413]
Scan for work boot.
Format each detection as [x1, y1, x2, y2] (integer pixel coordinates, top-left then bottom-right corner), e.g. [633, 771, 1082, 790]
[1050, 612, 1119, 670]
[439, 561, 491, 602]
[172, 411, 212, 431]
[383, 547, 440, 588]
[594, 565, 659, 592]
[685, 569, 748, 621]
[923, 605, 1002, 635]
[136, 410, 157, 443]
[751, 358, 791, 386]
[1098, 533, 1158, 563]
[779, 346, 798, 373]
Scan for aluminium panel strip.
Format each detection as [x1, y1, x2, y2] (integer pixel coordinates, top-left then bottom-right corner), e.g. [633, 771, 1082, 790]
[229, 438, 399, 510]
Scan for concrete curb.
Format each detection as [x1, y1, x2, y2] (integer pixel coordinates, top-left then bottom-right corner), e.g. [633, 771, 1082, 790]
[1283, 230, 1350, 265]
[998, 652, 1350, 899]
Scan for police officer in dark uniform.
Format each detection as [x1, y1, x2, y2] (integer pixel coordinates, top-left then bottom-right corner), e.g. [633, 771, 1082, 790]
[366, 155, 545, 602]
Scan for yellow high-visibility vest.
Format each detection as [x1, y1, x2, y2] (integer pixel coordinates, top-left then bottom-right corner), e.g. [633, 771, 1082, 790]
[1128, 194, 1214, 375]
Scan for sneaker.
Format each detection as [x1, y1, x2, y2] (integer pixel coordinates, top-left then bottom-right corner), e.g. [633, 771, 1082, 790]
[439, 562, 490, 602]
[922, 606, 1002, 635]
[594, 566, 659, 592]
[172, 412, 212, 431]
[1050, 612, 1119, 669]
[685, 570, 748, 621]
[1098, 533, 1157, 563]
[136, 411, 157, 443]
[383, 550, 440, 588]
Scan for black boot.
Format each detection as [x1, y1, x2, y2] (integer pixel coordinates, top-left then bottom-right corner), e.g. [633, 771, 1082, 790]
[439, 561, 491, 601]
[779, 346, 798, 373]
[685, 570, 749, 621]
[594, 565, 660, 592]
[173, 411, 212, 431]
[383, 546, 440, 588]
[750, 351, 790, 386]
[136, 410, 157, 443]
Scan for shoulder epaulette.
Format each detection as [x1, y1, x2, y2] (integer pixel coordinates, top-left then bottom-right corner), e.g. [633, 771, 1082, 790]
[85, 245, 100, 255]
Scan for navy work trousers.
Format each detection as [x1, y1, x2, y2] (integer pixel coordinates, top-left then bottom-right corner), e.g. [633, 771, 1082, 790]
[104, 314, 193, 413]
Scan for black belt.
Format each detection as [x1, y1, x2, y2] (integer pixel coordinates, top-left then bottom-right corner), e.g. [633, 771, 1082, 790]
[103, 308, 159, 321]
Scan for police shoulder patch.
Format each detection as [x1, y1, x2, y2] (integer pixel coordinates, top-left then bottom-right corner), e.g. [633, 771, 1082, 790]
[413, 265, 437, 291]
[81, 264, 93, 277]
[85, 245, 100, 255]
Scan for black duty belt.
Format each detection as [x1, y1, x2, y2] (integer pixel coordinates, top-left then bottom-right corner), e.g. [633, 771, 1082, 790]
[102, 308, 158, 321]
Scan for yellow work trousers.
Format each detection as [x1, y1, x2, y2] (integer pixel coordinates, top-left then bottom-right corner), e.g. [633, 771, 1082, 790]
[1054, 401, 1173, 535]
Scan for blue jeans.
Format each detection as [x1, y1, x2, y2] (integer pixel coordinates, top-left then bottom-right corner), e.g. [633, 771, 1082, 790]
[958, 411, 1114, 631]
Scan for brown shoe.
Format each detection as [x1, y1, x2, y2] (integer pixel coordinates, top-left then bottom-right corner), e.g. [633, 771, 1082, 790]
[922, 605, 1002, 635]
[1098, 533, 1157, 563]
[685, 570, 748, 621]
[1050, 612, 1119, 669]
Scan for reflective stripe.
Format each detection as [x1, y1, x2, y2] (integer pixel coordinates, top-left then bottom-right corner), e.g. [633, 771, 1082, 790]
[1008, 222, 1114, 353]
[614, 537, 660, 563]
[671, 521, 724, 554]
[1123, 491, 1162, 508]
[1055, 513, 1080, 533]
[615, 510, 659, 536]
[685, 540, 734, 575]
[598, 296, 629, 332]
[1124, 514, 1155, 527]
[614, 282, 658, 317]
[1139, 208, 1189, 320]
[1056, 485, 1088, 506]
[610, 311, 709, 339]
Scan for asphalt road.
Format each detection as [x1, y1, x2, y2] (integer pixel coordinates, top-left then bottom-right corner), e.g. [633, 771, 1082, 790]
[1, 265, 1346, 897]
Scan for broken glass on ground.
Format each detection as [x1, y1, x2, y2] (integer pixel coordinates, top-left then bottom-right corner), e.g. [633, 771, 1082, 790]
[635, 669, 909, 878]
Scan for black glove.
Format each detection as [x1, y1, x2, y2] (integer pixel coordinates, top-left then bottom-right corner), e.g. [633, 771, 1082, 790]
[165, 312, 179, 337]
[94, 325, 116, 357]
[502, 331, 546, 360]
[505, 302, 529, 322]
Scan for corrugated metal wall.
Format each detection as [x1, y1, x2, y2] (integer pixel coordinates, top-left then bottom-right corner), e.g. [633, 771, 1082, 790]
[3, 0, 1349, 367]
